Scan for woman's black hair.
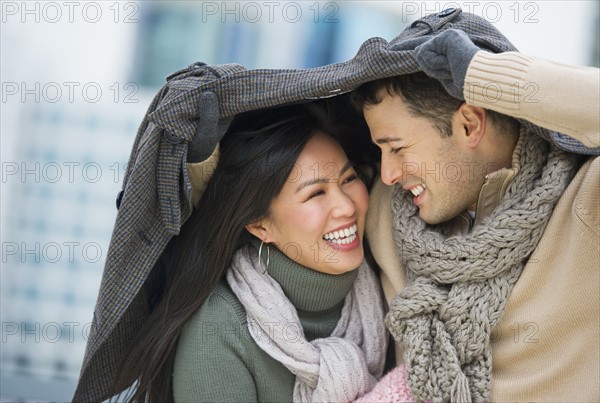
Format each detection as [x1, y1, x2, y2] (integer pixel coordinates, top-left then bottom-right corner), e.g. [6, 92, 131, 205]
[114, 96, 377, 402]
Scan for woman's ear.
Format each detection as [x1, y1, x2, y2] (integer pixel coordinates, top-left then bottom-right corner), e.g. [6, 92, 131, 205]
[454, 103, 487, 148]
[245, 219, 273, 243]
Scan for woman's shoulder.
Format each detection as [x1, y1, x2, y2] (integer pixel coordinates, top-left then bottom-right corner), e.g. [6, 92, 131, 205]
[173, 281, 262, 402]
[174, 280, 255, 375]
[182, 280, 248, 338]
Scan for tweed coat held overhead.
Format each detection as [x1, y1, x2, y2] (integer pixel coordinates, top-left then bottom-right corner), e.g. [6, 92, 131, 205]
[72, 8, 597, 402]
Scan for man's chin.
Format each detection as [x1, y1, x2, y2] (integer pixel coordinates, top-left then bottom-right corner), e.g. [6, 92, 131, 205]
[418, 209, 448, 226]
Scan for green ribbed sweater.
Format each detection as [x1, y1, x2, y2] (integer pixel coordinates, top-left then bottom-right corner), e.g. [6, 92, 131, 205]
[172, 243, 358, 402]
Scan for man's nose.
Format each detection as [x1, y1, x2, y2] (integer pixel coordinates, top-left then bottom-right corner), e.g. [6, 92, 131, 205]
[380, 154, 402, 186]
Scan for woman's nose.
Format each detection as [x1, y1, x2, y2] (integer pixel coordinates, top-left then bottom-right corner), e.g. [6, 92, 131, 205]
[331, 189, 356, 218]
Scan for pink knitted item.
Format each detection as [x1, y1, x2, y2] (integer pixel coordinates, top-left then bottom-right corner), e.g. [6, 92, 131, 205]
[354, 364, 414, 402]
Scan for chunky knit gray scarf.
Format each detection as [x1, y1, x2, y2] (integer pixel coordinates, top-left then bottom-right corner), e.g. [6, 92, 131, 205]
[385, 131, 580, 402]
[227, 246, 387, 403]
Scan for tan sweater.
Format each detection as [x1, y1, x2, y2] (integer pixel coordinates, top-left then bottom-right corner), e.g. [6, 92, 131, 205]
[367, 52, 599, 401]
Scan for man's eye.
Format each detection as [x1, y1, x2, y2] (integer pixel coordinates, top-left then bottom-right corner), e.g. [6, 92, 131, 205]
[390, 147, 402, 155]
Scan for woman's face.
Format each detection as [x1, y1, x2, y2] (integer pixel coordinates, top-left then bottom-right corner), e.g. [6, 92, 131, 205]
[252, 131, 369, 275]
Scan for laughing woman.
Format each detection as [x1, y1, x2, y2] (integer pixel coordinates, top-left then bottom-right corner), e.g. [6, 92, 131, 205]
[115, 101, 389, 402]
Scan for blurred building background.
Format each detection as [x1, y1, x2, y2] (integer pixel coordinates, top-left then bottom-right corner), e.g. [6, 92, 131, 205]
[1, 1, 598, 401]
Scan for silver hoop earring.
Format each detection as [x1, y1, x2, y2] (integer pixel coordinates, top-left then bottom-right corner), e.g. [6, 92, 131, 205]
[258, 241, 270, 274]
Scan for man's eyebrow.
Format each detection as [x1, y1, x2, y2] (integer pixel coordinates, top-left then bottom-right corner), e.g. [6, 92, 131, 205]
[295, 161, 354, 193]
[373, 136, 403, 145]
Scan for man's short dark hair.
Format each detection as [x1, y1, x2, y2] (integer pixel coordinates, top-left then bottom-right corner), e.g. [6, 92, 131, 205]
[352, 72, 519, 138]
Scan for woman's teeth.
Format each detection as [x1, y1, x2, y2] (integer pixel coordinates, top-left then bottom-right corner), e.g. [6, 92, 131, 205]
[323, 224, 357, 244]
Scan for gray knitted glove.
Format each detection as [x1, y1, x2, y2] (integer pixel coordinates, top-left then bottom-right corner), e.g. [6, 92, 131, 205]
[187, 91, 232, 163]
[413, 29, 481, 100]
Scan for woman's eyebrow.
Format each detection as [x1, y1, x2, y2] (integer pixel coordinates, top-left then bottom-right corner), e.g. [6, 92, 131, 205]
[295, 161, 353, 193]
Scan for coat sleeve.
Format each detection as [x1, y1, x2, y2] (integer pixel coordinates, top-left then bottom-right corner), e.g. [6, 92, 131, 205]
[172, 288, 258, 402]
[464, 51, 600, 148]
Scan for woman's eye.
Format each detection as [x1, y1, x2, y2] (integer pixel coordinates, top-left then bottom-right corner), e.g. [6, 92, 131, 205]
[307, 190, 325, 200]
[342, 174, 358, 184]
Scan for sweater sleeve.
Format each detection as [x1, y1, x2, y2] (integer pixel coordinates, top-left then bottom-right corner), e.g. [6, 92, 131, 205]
[464, 51, 600, 147]
[187, 145, 219, 207]
[172, 286, 258, 402]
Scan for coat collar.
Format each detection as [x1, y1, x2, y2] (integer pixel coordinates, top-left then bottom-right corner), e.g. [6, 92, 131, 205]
[474, 130, 524, 227]
[447, 130, 525, 235]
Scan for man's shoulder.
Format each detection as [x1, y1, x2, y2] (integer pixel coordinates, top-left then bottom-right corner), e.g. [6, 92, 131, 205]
[367, 176, 394, 212]
[366, 176, 396, 245]
[577, 155, 599, 187]
[571, 156, 599, 235]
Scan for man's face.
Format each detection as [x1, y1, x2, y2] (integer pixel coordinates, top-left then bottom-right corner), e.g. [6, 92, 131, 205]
[363, 91, 485, 225]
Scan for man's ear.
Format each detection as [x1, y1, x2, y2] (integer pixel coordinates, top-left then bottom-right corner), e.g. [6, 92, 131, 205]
[453, 103, 487, 148]
[245, 219, 274, 243]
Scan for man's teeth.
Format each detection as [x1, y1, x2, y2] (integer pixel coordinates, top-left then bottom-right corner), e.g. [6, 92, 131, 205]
[323, 224, 358, 244]
[410, 184, 426, 197]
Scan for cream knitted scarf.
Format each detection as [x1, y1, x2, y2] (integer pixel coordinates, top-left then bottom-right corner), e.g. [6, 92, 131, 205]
[227, 246, 387, 402]
[385, 131, 580, 402]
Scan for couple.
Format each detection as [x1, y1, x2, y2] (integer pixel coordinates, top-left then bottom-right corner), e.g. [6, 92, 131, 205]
[119, 30, 599, 402]
[74, 11, 599, 403]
